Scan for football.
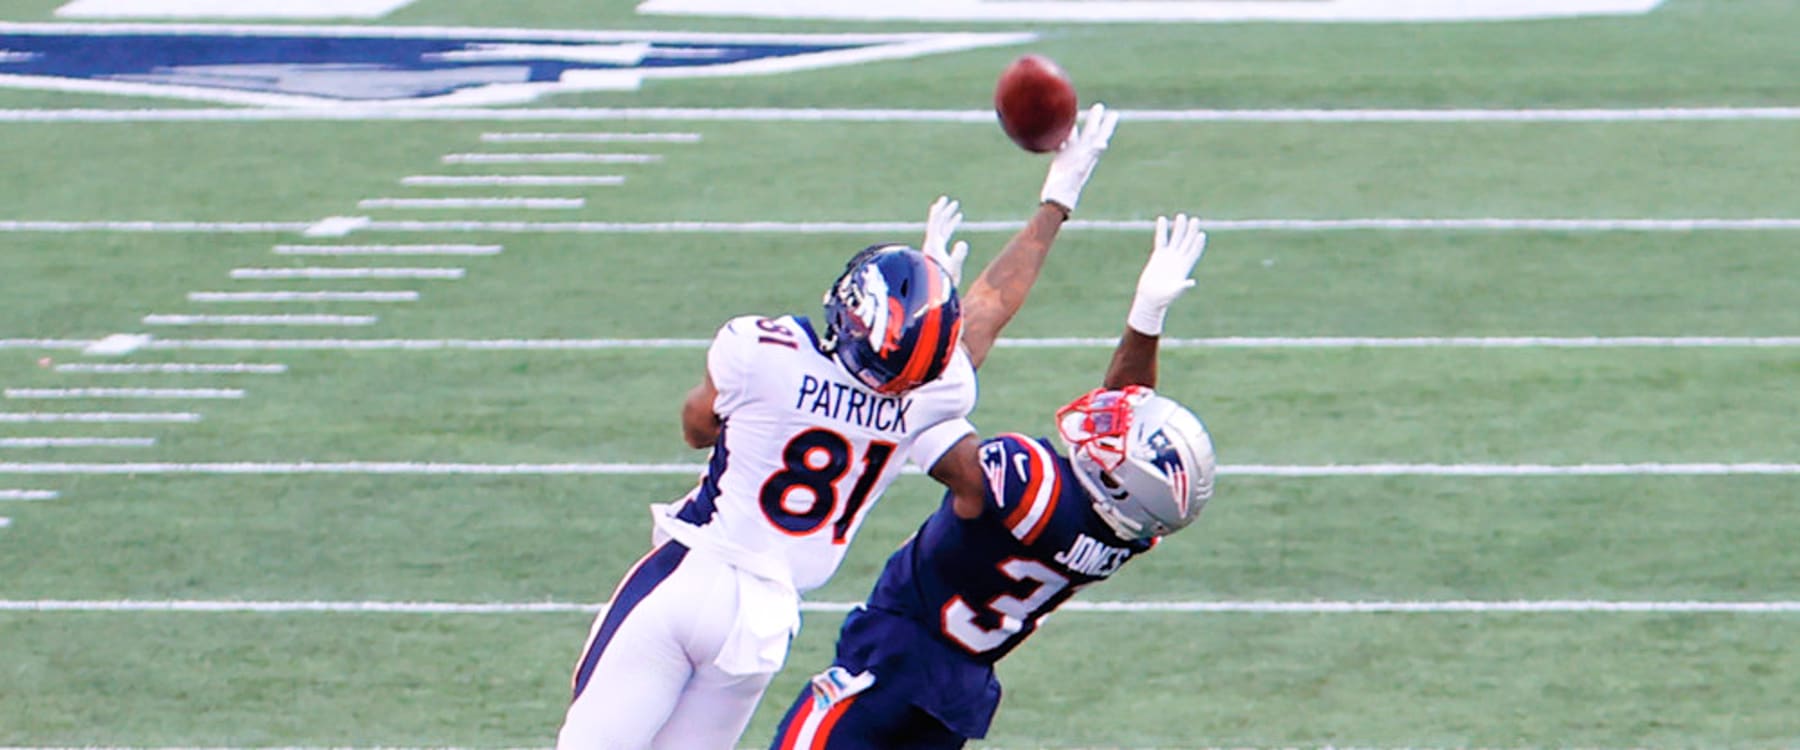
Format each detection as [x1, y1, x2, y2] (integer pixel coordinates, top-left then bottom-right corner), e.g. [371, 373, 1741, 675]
[993, 54, 1078, 153]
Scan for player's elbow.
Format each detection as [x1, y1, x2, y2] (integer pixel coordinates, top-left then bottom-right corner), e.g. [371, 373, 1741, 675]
[680, 415, 719, 449]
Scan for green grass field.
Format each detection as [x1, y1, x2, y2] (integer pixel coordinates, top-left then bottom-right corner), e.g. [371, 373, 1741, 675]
[1, 0, 1796, 747]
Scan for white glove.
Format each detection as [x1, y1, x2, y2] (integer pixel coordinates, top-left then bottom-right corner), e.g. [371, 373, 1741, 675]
[1127, 213, 1207, 336]
[1040, 103, 1121, 213]
[920, 195, 970, 285]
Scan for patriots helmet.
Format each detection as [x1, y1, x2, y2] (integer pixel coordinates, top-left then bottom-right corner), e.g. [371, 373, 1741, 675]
[1055, 386, 1217, 541]
[822, 244, 963, 395]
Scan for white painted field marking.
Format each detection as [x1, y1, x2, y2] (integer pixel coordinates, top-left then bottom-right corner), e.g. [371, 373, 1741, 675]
[189, 291, 417, 303]
[55, 0, 418, 20]
[358, 197, 586, 210]
[1010, 336, 1800, 349]
[230, 267, 464, 280]
[441, 153, 663, 164]
[303, 216, 372, 237]
[0, 462, 1792, 477]
[273, 244, 501, 256]
[0, 490, 59, 501]
[108, 335, 1800, 351]
[3, 598, 1796, 615]
[0, 437, 156, 448]
[9, 106, 1799, 124]
[54, 363, 287, 374]
[354, 218, 1800, 234]
[638, 0, 1664, 23]
[0, 340, 89, 350]
[6, 218, 1800, 235]
[11, 336, 1800, 352]
[143, 314, 378, 327]
[0, 518, 10, 529]
[0, 220, 313, 232]
[401, 175, 624, 187]
[481, 131, 701, 143]
[0, 412, 202, 423]
[82, 333, 153, 355]
[2, 389, 243, 400]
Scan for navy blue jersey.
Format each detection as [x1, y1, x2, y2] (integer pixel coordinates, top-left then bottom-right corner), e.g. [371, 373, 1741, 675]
[867, 433, 1156, 663]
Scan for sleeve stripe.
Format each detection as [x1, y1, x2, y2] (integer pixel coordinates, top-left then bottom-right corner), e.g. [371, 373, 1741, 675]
[998, 433, 1041, 522]
[1007, 437, 1060, 544]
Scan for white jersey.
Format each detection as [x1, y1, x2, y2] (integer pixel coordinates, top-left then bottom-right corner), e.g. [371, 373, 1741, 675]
[669, 314, 977, 594]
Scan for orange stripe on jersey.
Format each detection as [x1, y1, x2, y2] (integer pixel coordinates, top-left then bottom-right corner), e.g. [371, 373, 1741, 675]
[810, 694, 860, 749]
[778, 697, 816, 750]
[1001, 435, 1047, 529]
[1019, 461, 1062, 546]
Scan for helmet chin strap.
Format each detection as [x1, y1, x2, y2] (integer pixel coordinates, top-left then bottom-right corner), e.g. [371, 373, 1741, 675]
[1068, 457, 1147, 541]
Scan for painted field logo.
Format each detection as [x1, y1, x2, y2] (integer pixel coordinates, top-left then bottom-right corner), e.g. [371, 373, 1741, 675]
[0, 22, 1030, 106]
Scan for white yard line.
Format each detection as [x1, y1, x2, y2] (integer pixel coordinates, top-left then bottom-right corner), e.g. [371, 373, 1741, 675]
[0, 462, 1790, 476]
[112, 335, 1800, 351]
[0, 412, 202, 423]
[0, 490, 58, 501]
[1, 599, 1795, 614]
[8, 336, 1800, 351]
[230, 267, 465, 279]
[54, 363, 287, 374]
[0, 220, 313, 233]
[5, 218, 1800, 234]
[143, 314, 379, 326]
[0, 437, 155, 448]
[349, 218, 1800, 233]
[357, 197, 586, 210]
[2, 389, 243, 400]
[4, 106, 1800, 123]
[302, 216, 372, 237]
[441, 153, 664, 164]
[401, 175, 624, 187]
[481, 131, 702, 143]
[83, 333, 155, 356]
[273, 244, 501, 256]
[188, 291, 419, 303]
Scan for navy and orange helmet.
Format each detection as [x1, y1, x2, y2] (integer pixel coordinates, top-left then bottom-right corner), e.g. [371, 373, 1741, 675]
[822, 244, 963, 395]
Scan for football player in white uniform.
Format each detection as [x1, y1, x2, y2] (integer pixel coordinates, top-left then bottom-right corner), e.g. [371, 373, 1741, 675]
[555, 104, 1120, 750]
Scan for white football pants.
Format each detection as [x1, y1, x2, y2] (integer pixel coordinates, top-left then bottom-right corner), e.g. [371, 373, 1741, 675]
[556, 541, 782, 750]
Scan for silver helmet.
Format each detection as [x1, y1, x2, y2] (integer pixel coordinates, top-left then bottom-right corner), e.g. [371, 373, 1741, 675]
[1055, 386, 1216, 541]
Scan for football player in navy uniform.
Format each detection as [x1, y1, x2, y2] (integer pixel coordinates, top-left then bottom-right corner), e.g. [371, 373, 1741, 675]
[769, 214, 1215, 749]
[556, 106, 1121, 749]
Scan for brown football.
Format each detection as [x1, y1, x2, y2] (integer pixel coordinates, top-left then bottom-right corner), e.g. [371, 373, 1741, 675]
[993, 54, 1078, 153]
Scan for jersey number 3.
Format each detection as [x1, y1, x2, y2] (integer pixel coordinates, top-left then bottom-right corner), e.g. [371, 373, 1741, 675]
[759, 428, 895, 545]
[942, 558, 1070, 654]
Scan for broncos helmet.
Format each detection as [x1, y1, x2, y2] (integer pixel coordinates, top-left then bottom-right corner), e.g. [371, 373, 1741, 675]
[822, 244, 963, 395]
[1055, 386, 1217, 541]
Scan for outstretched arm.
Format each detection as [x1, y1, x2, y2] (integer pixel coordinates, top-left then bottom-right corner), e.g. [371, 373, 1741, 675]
[931, 214, 1207, 520]
[1102, 213, 1209, 389]
[956, 103, 1120, 369]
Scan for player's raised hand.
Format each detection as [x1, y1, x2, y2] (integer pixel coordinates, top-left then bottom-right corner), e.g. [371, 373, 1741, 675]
[1127, 213, 1207, 336]
[1040, 103, 1121, 214]
[921, 195, 970, 285]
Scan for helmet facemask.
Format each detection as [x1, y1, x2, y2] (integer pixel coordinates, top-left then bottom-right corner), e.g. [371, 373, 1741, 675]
[1056, 386, 1216, 541]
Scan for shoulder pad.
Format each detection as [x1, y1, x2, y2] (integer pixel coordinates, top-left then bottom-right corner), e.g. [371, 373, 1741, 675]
[979, 433, 1065, 545]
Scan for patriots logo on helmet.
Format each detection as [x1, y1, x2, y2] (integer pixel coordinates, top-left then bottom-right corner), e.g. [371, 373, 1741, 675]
[1144, 429, 1191, 516]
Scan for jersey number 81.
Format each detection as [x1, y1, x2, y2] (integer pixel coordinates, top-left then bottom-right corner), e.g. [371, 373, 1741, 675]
[759, 427, 895, 545]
